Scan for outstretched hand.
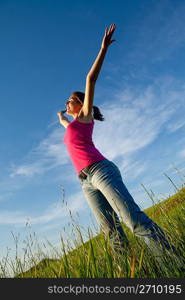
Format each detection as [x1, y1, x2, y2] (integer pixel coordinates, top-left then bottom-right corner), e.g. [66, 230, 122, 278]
[101, 24, 116, 50]
[57, 110, 66, 119]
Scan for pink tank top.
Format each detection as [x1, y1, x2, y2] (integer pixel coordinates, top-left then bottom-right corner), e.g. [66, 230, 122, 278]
[63, 118, 106, 175]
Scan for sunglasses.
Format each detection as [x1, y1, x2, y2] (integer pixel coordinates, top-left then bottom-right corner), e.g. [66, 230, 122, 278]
[65, 98, 83, 106]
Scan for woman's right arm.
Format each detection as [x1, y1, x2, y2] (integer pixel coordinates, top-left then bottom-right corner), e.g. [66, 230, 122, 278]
[57, 111, 71, 128]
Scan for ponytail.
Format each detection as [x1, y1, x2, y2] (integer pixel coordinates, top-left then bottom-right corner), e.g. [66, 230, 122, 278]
[71, 91, 105, 121]
[93, 105, 105, 121]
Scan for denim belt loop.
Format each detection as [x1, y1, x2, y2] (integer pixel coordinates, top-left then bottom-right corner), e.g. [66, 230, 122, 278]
[78, 171, 87, 179]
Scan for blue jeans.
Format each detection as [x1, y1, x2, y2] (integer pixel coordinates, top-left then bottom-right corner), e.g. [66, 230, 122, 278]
[79, 158, 173, 256]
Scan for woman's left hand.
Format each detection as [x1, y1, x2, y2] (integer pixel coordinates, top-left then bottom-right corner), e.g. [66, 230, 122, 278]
[101, 24, 116, 50]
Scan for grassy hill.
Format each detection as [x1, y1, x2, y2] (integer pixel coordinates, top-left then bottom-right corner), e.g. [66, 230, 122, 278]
[13, 187, 185, 278]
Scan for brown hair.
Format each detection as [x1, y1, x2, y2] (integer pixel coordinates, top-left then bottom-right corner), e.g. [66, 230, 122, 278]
[72, 91, 105, 121]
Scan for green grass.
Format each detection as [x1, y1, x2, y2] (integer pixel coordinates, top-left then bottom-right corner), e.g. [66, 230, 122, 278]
[1, 186, 185, 278]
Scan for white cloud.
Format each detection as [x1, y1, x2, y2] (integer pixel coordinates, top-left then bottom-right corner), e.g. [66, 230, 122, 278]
[120, 159, 147, 179]
[94, 77, 183, 162]
[167, 119, 185, 133]
[10, 162, 44, 177]
[10, 128, 69, 178]
[0, 191, 85, 226]
[179, 148, 185, 158]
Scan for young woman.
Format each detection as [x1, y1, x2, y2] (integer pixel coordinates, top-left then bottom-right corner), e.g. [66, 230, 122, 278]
[57, 24, 178, 260]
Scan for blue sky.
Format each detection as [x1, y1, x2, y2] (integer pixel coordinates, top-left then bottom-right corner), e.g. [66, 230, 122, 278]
[1, 0, 185, 269]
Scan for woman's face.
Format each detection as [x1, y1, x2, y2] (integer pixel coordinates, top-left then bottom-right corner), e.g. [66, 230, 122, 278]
[65, 96, 83, 115]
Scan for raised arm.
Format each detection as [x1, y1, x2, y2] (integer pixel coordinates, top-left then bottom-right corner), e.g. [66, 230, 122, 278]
[57, 111, 70, 128]
[82, 24, 116, 116]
